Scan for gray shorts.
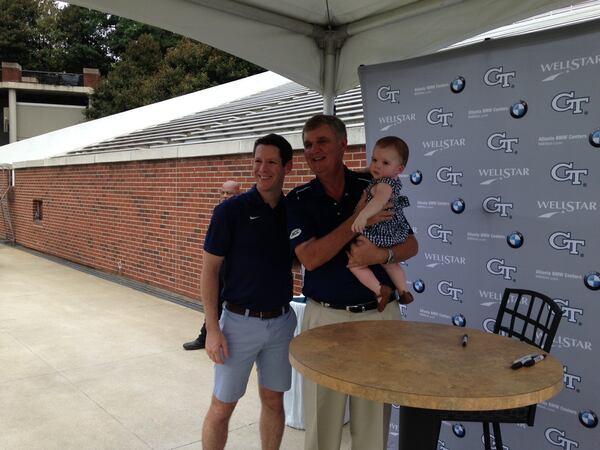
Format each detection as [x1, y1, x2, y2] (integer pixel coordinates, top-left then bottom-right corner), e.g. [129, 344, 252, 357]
[214, 305, 297, 403]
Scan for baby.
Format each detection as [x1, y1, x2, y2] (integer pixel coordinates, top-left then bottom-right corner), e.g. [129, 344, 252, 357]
[351, 136, 414, 311]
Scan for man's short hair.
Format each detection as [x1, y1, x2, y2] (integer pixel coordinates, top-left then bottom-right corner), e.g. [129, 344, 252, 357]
[253, 133, 293, 165]
[302, 114, 347, 142]
[375, 135, 409, 165]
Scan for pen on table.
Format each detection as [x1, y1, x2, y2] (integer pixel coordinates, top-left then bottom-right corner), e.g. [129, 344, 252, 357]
[461, 334, 468, 347]
[511, 353, 543, 370]
[523, 353, 546, 367]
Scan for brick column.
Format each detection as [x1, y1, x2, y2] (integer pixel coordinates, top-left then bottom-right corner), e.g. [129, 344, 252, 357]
[1, 62, 22, 82]
[83, 68, 100, 89]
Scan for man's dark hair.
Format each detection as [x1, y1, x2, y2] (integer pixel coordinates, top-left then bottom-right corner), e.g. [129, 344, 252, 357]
[375, 135, 409, 165]
[302, 114, 347, 142]
[253, 133, 293, 165]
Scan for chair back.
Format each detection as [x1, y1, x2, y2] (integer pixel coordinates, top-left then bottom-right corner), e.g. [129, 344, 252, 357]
[494, 288, 562, 352]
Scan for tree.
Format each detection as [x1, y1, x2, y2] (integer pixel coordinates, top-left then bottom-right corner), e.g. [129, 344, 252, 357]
[44, 4, 116, 74]
[0, 0, 44, 68]
[0, 0, 264, 118]
[87, 36, 263, 119]
[86, 34, 163, 118]
[107, 17, 182, 60]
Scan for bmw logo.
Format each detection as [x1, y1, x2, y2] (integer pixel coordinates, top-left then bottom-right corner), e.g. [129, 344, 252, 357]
[452, 313, 466, 327]
[413, 279, 425, 293]
[510, 100, 528, 118]
[583, 272, 600, 291]
[410, 170, 423, 185]
[451, 198, 465, 214]
[452, 423, 466, 438]
[578, 410, 598, 428]
[589, 129, 600, 148]
[507, 231, 524, 249]
[450, 76, 466, 93]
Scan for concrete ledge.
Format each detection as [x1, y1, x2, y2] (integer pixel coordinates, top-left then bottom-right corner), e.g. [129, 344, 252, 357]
[11, 126, 366, 168]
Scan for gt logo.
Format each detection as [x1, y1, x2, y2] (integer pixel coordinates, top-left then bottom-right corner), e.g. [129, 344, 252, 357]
[484, 66, 516, 88]
[427, 224, 452, 243]
[486, 258, 517, 280]
[426, 108, 453, 127]
[545, 427, 579, 449]
[437, 280, 463, 301]
[563, 365, 582, 390]
[551, 91, 589, 114]
[482, 196, 513, 217]
[377, 85, 400, 103]
[549, 231, 585, 255]
[554, 298, 583, 324]
[436, 166, 463, 185]
[487, 132, 519, 153]
[550, 162, 588, 185]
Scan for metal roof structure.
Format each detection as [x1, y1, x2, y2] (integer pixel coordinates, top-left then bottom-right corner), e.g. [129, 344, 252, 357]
[67, 1, 600, 157]
[68, 83, 364, 156]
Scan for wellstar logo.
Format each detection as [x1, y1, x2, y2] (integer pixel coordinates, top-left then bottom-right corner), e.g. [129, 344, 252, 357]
[541, 54, 600, 81]
[478, 167, 530, 185]
[537, 200, 597, 218]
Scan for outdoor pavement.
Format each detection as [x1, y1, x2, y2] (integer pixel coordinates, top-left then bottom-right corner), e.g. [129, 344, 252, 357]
[0, 244, 352, 449]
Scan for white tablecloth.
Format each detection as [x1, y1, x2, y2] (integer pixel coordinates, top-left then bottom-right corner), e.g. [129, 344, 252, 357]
[284, 300, 306, 429]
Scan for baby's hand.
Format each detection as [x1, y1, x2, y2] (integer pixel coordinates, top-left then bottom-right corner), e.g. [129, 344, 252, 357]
[352, 215, 367, 233]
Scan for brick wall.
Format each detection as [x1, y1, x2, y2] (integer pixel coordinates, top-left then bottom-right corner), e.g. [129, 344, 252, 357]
[0, 169, 9, 240]
[11, 145, 367, 303]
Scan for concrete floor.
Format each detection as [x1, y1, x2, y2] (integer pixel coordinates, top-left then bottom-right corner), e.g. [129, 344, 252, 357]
[0, 244, 353, 449]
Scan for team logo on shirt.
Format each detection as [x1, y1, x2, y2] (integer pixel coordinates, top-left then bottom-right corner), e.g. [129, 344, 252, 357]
[289, 228, 302, 239]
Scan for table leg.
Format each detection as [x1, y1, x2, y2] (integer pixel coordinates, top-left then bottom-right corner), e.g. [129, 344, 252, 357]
[398, 407, 441, 450]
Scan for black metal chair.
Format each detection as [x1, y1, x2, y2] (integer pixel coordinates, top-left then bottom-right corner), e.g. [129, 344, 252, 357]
[439, 288, 563, 449]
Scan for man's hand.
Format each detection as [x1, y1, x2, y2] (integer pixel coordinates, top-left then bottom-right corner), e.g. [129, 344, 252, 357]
[353, 191, 393, 227]
[205, 328, 229, 364]
[366, 206, 393, 226]
[347, 236, 387, 268]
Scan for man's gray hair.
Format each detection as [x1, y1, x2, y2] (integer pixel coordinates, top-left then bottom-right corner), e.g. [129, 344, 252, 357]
[302, 114, 347, 141]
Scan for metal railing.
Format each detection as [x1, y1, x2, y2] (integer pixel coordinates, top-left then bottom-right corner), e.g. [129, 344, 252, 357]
[21, 70, 83, 87]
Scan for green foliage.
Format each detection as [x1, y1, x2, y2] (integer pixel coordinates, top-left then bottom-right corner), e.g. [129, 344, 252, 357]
[107, 17, 182, 59]
[0, 0, 264, 119]
[0, 0, 44, 67]
[86, 36, 263, 119]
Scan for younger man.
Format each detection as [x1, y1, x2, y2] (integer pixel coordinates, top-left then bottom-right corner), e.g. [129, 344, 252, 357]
[183, 180, 241, 351]
[202, 134, 295, 450]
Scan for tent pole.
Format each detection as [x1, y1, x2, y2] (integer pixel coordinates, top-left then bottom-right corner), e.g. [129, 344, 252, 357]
[322, 33, 336, 115]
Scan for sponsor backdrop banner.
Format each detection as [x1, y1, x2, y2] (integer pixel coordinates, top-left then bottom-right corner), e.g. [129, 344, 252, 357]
[360, 21, 599, 450]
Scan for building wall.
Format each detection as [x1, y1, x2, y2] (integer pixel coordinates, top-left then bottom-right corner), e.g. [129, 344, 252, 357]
[16, 103, 87, 141]
[0, 169, 9, 239]
[11, 146, 367, 302]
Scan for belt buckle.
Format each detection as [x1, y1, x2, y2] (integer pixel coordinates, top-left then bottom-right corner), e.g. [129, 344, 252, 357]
[346, 304, 365, 313]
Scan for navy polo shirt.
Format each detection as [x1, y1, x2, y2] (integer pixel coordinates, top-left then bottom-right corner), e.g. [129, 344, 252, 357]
[204, 185, 292, 311]
[286, 167, 412, 306]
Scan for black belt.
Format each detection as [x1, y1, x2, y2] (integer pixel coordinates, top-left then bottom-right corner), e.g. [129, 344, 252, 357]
[312, 292, 398, 313]
[225, 302, 290, 319]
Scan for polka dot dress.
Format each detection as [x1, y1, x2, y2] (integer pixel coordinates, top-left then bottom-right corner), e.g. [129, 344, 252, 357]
[362, 177, 410, 247]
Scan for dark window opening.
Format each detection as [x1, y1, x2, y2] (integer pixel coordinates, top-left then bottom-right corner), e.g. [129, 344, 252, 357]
[33, 200, 43, 222]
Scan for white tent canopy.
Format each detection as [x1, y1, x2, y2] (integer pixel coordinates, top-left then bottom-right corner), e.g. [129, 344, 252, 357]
[67, 0, 584, 112]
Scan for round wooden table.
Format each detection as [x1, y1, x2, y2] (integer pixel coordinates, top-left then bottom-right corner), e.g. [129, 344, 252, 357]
[289, 320, 563, 450]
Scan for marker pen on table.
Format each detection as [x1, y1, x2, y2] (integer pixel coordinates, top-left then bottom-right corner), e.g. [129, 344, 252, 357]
[523, 354, 546, 367]
[461, 334, 468, 347]
[511, 353, 539, 370]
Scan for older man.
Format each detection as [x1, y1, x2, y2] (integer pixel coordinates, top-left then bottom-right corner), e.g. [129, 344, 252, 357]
[286, 115, 418, 450]
[183, 180, 241, 351]
[202, 134, 296, 450]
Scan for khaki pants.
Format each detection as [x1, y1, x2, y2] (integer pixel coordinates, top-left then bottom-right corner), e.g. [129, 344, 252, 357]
[302, 299, 401, 450]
